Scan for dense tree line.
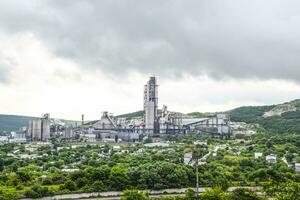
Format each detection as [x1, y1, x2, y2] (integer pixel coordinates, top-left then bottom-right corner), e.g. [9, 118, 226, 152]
[0, 133, 299, 199]
[120, 185, 300, 200]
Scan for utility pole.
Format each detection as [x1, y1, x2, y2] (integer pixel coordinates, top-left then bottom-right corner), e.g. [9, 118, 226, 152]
[195, 155, 199, 198]
[193, 144, 208, 199]
[193, 148, 200, 198]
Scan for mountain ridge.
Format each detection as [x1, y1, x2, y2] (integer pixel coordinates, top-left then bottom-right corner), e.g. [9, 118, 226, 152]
[1, 99, 300, 133]
[0, 114, 79, 132]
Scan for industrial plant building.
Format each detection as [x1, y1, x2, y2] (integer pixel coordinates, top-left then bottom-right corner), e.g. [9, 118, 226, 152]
[27, 113, 51, 141]
[26, 113, 75, 142]
[20, 77, 232, 144]
[144, 76, 158, 132]
[76, 76, 231, 143]
[84, 112, 139, 142]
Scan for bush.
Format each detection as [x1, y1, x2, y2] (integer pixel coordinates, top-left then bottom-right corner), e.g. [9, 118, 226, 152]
[201, 187, 228, 200]
[120, 189, 149, 200]
[229, 188, 263, 200]
[92, 180, 106, 192]
[185, 188, 198, 200]
[60, 180, 77, 191]
[24, 185, 53, 198]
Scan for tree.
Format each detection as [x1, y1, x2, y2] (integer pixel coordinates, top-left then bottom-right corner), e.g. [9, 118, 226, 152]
[185, 188, 197, 200]
[25, 185, 53, 198]
[0, 158, 4, 171]
[76, 177, 89, 188]
[109, 166, 130, 190]
[61, 180, 77, 191]
[266, 140, 273, 148]
[16, 169, 31, 183]
[267, 182, 300, 200]
[92, 180, 106, 192]
[229, 188, 263, 200]
[201, 187, 228, 200]
[120, 189, 148, 200]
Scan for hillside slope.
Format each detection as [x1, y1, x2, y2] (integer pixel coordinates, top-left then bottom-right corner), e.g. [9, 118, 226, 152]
[263, 99, 300, 117]
[0, 114, 32, 132]
[0, 114, 79, 132]
[116, 99, 300, 134]
[229, 99, 300, 133]
[2, 99, 300, 133]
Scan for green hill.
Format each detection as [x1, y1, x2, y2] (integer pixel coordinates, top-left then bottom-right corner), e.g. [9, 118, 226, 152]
[228, 99, 300, 133]
[0, 114, 33, 132]
[186, 112, 218, 118]
[116, 110, 145, 119]
[0, 114, 79, 133]
[2, 99, 300, 134]
[116, 99, 300, 134]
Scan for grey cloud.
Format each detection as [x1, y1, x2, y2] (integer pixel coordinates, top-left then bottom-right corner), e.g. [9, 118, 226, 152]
[1, 0, 300, 81]
[0, 64, 9, 83]
[0, 53, 15, 83]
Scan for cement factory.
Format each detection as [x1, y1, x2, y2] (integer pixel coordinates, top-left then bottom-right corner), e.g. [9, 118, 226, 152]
[13, 76, 231, 143]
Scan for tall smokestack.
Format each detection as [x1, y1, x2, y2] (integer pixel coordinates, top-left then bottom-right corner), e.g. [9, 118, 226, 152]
[81, 114, 84, 125]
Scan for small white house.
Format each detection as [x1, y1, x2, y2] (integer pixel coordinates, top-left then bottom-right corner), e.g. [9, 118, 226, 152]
[194, 141, 207, 146]
[136, 148, 145, 153]
[295, 163, 300, 173]
[0, 136, 9, 143]
[233, 151, 241, 156]
[113, 146, 121, 151]
[184, 152, 193, 165]
[62, 168, 80, 172]
[84, 134, 96, 142]
[103, 138, 116, 143]
[57, 146, 70, 151]
[266, 154, 277, 164]
[9, 137, 27, 143]
[255, 152, 263, 159]
[144, 142, 169, 147]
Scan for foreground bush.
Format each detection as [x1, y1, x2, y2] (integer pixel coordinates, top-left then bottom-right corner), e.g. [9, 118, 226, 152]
[24, 185, 53, 198]
[121, 189, 149, 200]
[229, 188, 264, 200]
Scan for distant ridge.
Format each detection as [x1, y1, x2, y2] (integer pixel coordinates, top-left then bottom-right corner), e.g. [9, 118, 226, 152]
[116, 99, 300, 134]
[2, 99, 300, 133]
[0, 114, 79, 133]
[0, 114, 33, 132]
[228, 99, 300, 133]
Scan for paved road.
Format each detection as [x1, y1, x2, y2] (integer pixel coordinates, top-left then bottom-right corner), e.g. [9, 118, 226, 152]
[78, 194, 186, 200]
[20, 187, 262, 200]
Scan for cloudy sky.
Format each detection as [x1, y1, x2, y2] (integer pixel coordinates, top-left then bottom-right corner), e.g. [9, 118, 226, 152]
[1, 0, 300, 120]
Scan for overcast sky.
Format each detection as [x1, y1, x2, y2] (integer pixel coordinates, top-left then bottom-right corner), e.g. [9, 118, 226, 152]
[1, 0, 300, 120]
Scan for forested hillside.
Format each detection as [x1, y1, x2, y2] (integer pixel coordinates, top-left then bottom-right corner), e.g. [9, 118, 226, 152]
[0, 115, 32, 132]
[0, 115, 79, 132]
[229, 100, 300, 133]
[2, 99, 300, 133]
[116, 110, 144, 119]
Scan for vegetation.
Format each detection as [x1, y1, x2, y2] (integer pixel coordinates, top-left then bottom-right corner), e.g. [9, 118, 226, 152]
[0, 132, 298, 199]
[121, 189, 149, 200]
[186, 112, 217, 118]
[229, 105, 300, 133]
[116, 99, 300, 134]
[0, 114, 32, 132]
[0, 114, 79, 132]
[120, 187, 267, 200]
[3, 99, 300, 133]
[116, 110, 145, 119]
